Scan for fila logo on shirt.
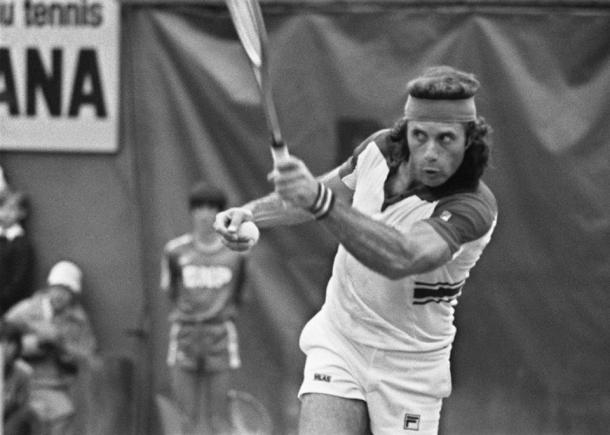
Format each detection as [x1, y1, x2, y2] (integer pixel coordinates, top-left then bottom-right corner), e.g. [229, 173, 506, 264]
[440, 210, 452, 222]
[403, 413, 420, 431]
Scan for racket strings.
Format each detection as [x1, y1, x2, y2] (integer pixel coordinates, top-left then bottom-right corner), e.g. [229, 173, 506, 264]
[227, 0, 263, 67]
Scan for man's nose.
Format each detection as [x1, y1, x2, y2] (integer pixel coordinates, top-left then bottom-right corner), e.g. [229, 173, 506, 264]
[423, 142, 439, 160]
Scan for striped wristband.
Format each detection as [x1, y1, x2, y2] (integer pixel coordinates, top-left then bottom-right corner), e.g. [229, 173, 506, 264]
[309, 182, 335, 220]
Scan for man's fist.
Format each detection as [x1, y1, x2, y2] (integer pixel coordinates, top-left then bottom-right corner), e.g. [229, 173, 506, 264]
[214, 208, 258, 252]
[271, 157, 319, 210]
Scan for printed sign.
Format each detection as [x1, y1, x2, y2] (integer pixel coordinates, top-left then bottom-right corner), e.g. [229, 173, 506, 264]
[0, 0, 120, 152]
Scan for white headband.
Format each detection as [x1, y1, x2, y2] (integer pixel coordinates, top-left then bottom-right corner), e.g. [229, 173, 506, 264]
[404, 96, 477, 122]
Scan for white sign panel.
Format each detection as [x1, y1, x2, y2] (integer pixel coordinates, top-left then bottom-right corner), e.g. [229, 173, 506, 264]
[0, 0, 120, 152]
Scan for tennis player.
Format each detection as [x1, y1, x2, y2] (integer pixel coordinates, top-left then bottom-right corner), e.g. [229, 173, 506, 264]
[215, 66, 497, 435]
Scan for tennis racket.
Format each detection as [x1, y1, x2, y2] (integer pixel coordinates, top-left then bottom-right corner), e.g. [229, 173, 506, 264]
[226, 0, 289, 166]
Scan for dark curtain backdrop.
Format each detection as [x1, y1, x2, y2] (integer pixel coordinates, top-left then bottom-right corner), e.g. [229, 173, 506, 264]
[3, 1, 608, 434]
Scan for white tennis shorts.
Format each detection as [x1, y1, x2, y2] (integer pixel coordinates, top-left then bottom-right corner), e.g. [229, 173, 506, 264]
[298, 312, 452, 435]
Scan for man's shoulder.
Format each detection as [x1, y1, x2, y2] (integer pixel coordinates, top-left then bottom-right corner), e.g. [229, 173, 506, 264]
[425, 181, 497, 252]
[357, 128, 396, 160]
[438, 180, 497, 215]
[431, 180, 498, 241]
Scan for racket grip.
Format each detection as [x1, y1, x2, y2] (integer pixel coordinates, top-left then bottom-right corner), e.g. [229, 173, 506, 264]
[271, 141, 289, 166]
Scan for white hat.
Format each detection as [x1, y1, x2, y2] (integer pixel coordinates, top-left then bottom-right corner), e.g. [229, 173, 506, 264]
[47, 261, 82, 294]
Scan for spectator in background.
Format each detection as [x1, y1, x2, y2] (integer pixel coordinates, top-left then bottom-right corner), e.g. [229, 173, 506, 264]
[4, 260, 97, 435]
[1, 320, 34, 435]
[0, 189, 35, 315]
[160, 182, 249, 435]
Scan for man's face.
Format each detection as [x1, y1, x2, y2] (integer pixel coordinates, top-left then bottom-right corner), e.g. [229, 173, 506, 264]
[407, 121, 467, 187]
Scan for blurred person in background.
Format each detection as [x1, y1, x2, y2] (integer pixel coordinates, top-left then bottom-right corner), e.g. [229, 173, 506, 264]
[1, 320, 34, 435]
[5, 260, 97, 435]
[160, 182, 249, 435]
[0, 165, 9, 197]
[0, 187, 35, 315]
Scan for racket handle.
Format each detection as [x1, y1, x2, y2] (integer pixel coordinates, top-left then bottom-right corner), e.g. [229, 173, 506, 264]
[271, 141, 289, 166]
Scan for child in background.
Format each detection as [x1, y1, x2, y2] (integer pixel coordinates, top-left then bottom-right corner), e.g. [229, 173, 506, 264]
[161, 182, 249, 435]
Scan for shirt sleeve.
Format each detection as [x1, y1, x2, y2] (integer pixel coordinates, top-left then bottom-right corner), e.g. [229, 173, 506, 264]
[338, 130, 389, 189]
[338, 142, 366, 189]
[424, 189, 498, 254]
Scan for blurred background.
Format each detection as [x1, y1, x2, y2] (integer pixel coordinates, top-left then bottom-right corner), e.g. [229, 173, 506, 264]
[1, 0, 609, 434]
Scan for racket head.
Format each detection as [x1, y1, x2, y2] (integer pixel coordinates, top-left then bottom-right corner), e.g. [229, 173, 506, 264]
[226, 0, 268, 72]
[226, 0, 287, 159]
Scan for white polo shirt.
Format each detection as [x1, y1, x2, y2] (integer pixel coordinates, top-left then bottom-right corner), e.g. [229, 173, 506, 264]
[320, 132, 497, 353]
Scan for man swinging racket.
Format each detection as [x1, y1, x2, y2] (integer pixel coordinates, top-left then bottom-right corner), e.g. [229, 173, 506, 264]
[215, 66, 498, 435]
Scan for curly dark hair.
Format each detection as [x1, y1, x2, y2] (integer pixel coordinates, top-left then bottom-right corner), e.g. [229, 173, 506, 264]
[407, 65, 480, 100]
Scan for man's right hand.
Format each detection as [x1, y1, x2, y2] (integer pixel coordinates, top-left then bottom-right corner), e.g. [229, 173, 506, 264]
[214, 207, 257, 252]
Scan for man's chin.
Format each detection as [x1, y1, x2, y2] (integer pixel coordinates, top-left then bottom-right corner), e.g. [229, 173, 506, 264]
[422, 176, 447, 188]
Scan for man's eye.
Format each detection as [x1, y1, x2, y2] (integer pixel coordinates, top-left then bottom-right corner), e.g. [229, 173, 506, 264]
[439, 134, 455, 145]
[412, 131, 426, 142]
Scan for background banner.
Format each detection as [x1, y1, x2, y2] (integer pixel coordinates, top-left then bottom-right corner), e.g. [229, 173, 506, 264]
[1, 2, 608, 434]
[0, 0, 120, 152]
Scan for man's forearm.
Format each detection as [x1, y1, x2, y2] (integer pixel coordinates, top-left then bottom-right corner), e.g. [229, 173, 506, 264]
[244, 192, 313, 228]
[318, 199, 417, 279]
[246, 167, 347, 228]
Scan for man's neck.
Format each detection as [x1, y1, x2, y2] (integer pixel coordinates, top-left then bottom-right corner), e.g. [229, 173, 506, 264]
[386, 160, 417, 197]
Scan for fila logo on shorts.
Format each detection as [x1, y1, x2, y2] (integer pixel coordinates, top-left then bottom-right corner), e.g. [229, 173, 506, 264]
[404, 413, 421, 431]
